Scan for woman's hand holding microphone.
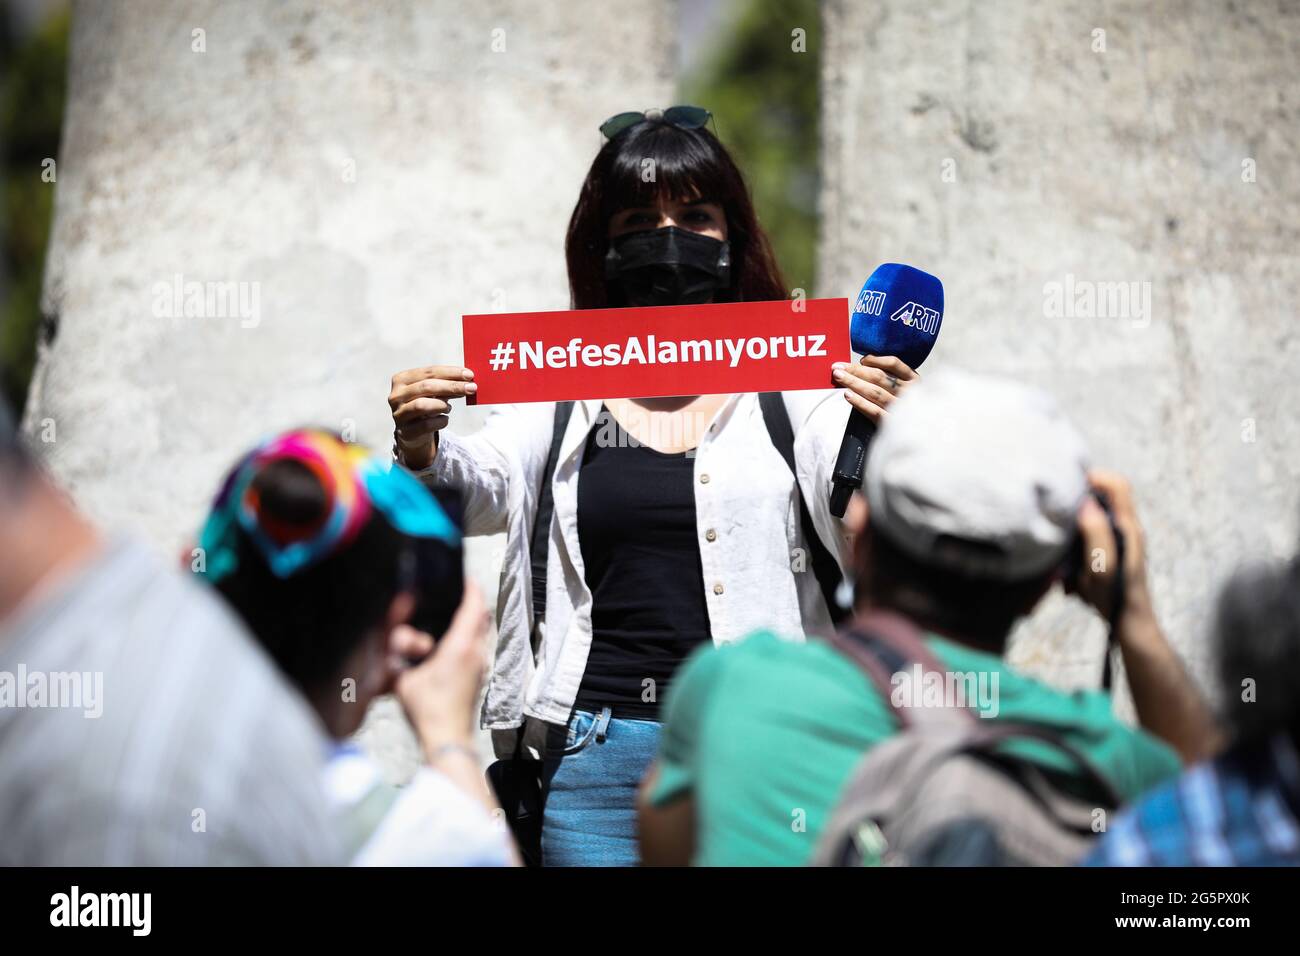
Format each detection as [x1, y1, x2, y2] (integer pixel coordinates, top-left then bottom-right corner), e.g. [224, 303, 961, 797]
[833, 354, 920, 422]
[387, 365, 477, 470]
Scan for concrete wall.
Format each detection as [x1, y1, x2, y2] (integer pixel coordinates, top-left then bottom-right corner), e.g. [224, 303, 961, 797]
[25, 0, 674, 777]
[819, 0, 1300, 704]
[27, 0, 1299, 758]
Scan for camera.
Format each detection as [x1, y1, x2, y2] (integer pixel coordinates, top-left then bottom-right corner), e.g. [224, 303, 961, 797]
[1062, 490, 1125, 603]
[1062, 490, 1127, 688]
[407, 486, 465, 644]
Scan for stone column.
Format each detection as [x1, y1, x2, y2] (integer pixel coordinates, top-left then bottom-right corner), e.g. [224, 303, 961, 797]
[27, 0, 674, 776]
[819, 0, 1300, 701]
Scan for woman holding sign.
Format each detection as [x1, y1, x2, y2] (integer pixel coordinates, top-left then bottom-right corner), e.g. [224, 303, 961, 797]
[387, 107, 919, 866]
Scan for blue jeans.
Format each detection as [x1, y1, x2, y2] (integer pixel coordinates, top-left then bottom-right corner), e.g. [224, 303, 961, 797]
[541, 708, 662, 867]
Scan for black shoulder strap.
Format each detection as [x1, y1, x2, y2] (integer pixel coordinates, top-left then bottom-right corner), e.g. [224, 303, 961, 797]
[530, 401, 575, 622]
[758, 392, 847, 625]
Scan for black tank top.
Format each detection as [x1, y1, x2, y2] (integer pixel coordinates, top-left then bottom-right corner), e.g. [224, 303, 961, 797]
[574, 406, 711, 719]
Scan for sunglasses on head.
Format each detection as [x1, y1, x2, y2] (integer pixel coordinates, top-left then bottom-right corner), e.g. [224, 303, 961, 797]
[599, 105, 712, 140]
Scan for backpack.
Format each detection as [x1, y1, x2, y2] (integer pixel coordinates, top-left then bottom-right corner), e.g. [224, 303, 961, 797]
[810, 617, 1121, 867]
[529, 394, 846, 625]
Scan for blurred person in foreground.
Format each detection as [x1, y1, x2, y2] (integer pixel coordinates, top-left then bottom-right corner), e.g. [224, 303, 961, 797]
[1086, 550, 1300, 866]
[194, 428, 516, 866]
[637, 369, 1221, 866]
[0, 397, 339, 865]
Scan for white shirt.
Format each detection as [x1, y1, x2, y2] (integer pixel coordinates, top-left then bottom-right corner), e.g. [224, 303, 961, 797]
[413, 391, 854, 729]
[324, 745, 513, 866]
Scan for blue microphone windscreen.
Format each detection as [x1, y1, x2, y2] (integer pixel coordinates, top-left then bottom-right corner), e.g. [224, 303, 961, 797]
[849, 263, 944, 370]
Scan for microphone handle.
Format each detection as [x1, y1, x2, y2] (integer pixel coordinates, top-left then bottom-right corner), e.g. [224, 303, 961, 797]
[828, 412, 877, 518]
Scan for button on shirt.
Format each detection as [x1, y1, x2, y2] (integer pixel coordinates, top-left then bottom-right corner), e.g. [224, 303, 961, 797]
[414, 391, 853, 729]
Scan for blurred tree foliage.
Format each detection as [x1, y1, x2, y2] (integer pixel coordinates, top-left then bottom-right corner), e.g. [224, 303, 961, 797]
[680, 0, 820, 296]
[1, 6, 69, 416]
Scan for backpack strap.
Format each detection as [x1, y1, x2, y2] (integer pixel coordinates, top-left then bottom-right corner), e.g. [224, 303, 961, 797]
[529, 401, 575, 623]
[758, 392, 848, 625]
[961, 721, 1123, 811]
[831, 614, 1123, 810]
[828, 611, 975, 731]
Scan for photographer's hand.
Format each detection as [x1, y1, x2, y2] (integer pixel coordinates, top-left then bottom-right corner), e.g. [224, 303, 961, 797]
[1075, 470, 1221, 763]
[393, 583, 500, 803]
[391, 584, 521, 864]
[395, 582, 488, 751]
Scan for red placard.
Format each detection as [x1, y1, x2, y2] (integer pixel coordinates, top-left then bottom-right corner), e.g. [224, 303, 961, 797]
[462, 298, 850, 405]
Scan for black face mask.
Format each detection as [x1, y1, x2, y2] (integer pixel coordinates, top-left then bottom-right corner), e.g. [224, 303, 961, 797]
[604, 226, 732, 307]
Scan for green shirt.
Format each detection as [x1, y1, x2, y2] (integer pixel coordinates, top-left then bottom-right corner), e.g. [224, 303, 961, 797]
[650, 630, 1182, 867]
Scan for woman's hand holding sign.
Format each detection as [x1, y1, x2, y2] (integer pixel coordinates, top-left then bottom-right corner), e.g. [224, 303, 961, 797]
[833, 354, 920, 423]
[388, 365, 477, 470]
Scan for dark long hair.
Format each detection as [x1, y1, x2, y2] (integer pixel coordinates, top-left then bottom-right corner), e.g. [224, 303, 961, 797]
[1214, 555, 1300, 744]
[564, 119, 787, 309]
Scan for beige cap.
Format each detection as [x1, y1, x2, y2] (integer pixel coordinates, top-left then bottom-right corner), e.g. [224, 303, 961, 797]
[864, 368, 1090, 581]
